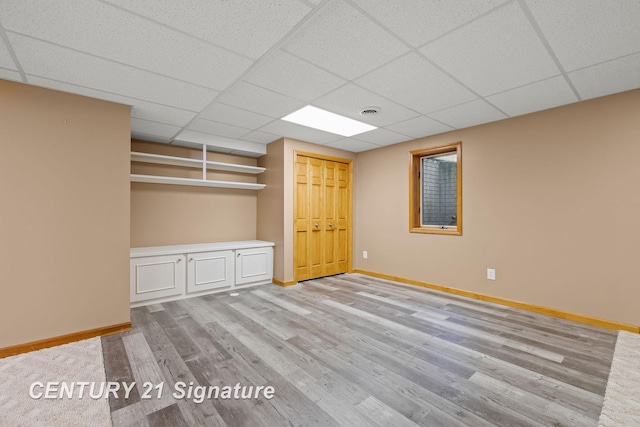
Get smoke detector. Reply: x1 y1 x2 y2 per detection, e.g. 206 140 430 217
359 106 381 116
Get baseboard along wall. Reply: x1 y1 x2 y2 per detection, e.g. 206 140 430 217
353 269 640 333
0 322 132 359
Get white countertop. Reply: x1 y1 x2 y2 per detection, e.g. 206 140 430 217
131 240 275 258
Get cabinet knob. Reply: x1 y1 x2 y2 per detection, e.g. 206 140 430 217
314 223 319 228
189 258 193 262
177 258 182 263
329 222 333 227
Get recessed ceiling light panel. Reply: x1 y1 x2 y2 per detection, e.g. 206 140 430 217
282 105 377 137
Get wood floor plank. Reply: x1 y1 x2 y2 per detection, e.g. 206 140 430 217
251 289 312 315
356 396 422 427
103 274 616 426
101 333 141 412
146 403 190 427
121 333 177 415
469 372 596 426
318 293 605 414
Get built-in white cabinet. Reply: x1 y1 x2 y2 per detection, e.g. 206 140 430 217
236 247 274 286
187 250 234 293
130 241 274 307
130 254 185 303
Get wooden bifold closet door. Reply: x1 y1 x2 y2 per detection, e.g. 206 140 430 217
294 153 352 282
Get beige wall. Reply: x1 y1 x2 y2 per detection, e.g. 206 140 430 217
258 138 356 283
0 80 131 348
257 139 286 280
354 89 640 326
131 140 259 247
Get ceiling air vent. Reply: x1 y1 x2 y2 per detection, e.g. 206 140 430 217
359 107 381 116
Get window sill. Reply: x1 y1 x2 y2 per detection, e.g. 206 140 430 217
410 226 462 236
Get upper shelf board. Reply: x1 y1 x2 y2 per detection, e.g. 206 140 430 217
131 152 265 174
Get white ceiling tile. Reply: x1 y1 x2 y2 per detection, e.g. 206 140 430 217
11 34 217 111
313 83 419 127
421 2 559 96
103 0 312 59
3 0 638 152
350 0 508 47
487 76 578 117
0 68 22 82
283 1 409 80
242 130 281 144
200 103 274 129
525 0 640 71
351 128 410 146
131 133 172 144
173 130 267 155
259 120 344 144
218 82 306 118
23 76 197 126
131 118 181 138
386 116 454 139
326 138 380 153
356 53 477 114
129 105 195 128
245 50 346 102
187 118 251 139
0 38 17 70
569 53 640 101
171 140 233 153
0 0 252 90
429 100 506 129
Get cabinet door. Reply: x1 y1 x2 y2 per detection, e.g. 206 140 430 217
235 247 273 285
187 250 234 293
130 254 185 303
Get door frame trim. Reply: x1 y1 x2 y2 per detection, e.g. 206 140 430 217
294 151 353 282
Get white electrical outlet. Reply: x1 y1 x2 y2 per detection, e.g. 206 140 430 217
487 268 496 280
363 251 368 259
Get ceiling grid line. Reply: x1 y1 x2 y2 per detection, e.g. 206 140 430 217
0 21 27 83
15 73 200 115
168 0 335 142
344 0 510 118
414 0 518 50
1 0 638 153
95 0 256 62
516 0 582 101
6 30 224 92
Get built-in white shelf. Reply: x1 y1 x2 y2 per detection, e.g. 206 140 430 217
131 151 266 174
131 152 202 168
205 160 265 174
131 174 266 190
130 145 266 190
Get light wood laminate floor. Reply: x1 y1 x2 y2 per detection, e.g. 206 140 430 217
103 274 617 426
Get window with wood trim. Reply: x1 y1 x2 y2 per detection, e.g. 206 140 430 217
409 142 462 235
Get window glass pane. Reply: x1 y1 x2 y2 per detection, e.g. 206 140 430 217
421 153 457 227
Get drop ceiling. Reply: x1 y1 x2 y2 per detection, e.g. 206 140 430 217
1 0 639 156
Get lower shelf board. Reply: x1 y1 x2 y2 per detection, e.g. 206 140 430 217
130 174 266 190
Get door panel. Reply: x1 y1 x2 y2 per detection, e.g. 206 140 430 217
294 156 310 279
294 154 351 282
323 161 337 276
309 158 324 278
337 162 350 271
